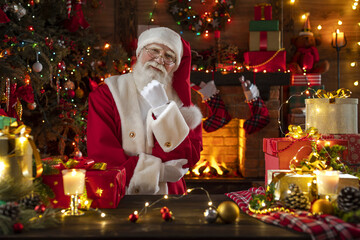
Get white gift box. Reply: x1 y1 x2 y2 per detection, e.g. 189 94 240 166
305 98 358 134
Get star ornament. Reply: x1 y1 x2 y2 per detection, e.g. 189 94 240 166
96 187 104 197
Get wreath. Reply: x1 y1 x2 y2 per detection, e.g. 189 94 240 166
168 0 236 35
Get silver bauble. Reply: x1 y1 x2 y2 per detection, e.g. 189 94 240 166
32 61 43 72
204 207 218 223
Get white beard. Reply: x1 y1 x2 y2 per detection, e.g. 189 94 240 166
132 61 180 103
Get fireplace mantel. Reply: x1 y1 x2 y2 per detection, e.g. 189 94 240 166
190 72 290 100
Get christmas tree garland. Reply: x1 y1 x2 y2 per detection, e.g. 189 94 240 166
168 0 235 35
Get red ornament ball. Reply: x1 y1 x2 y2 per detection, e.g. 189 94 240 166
13 222 24 233
35 204 46 213
162 211 173 221
160 206 170 214
27 102 36 110
67 89 75 98
57 60 66 71
128 213 139 223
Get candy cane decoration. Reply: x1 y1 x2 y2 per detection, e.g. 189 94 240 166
66 0 72 18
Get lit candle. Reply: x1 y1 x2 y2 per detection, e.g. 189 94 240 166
316 170 339 195
62 169 86 195
332 30 345 47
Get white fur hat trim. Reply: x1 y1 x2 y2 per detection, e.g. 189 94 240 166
136 27 183 69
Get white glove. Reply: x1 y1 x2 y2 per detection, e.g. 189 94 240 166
159 159 189 183
141 80 169 108
239 77 259 102
198 80 219 101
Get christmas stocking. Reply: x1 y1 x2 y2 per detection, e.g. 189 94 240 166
241 77 270 134
191 81 232 133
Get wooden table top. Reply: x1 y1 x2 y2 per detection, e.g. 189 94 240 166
3 194 311 240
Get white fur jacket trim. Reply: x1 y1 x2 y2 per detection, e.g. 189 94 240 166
127 153 167 195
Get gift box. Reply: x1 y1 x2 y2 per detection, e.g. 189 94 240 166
249 20 279 31
323 134 360 165
254 3 272 20
305 98 358 134
291 73 321 86
42 169 126 209
0 116 17 129
288 85 324 109
244 50 286 72
268 170 359 200
249 31 281 51
263 138 348 184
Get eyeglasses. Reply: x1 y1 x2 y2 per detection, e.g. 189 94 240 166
144 47 176 65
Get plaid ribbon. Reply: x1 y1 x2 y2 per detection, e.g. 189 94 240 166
226 188 360 240
203 94 232 133
243 97 270 134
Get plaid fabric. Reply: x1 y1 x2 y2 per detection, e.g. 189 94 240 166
226 188 360 240
243 98 270 134
203 93 232 133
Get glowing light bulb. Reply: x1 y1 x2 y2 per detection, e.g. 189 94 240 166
290 0 295 4
354 81 359 86
338 20 342 25
317 25 322 30
351 62 356 67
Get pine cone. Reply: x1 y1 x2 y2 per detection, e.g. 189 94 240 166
284 183 310 210
19 194 41 209
0 202 20 220
337 187 360 212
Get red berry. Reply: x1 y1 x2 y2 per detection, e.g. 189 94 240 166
13 223 24 233
162 211 172 221
35 204 46 213
128 213 138 223
160 206 169 214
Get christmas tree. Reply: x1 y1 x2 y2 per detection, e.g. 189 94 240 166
0 0 129 157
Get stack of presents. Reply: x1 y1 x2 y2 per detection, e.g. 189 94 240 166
243 3 286 72
264 89 359 200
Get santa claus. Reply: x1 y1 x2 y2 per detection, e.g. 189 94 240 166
87 27 203 195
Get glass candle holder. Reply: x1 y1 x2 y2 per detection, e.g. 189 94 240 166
62 168 86 216
316 170 339 199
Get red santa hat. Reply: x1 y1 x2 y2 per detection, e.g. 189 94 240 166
136 27 192 107
299 13 313 36
136 27 183 70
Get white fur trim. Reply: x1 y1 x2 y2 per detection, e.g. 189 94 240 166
179 105 202 130
127 153 167 194
150 101 189 152
136 27 183 70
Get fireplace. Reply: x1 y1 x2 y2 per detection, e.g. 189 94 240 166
186 79 283 192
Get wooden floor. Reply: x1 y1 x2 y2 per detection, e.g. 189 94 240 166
2 194 310 240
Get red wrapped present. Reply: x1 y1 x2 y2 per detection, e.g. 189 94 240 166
291 73 321 86
254 3 272 20
263 138 348 183
42 169 126 209
244 50 286 72
249 31 281 51
323 134 360 165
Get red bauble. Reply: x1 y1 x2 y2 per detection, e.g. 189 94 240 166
67 89 75 98
160 206 170 214
13 223 24 233
162 211 173 221
57 60 66 71
128 213 139 223
35 204 46 213
27 102 36 110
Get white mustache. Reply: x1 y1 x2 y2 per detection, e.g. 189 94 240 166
145 61 167 74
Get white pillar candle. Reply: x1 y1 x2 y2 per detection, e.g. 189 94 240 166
316 170 339 195
62 169 86 195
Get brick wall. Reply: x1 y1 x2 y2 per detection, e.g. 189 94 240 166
192 85 281 179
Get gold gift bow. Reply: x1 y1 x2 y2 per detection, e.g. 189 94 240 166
315 88 351 99
1 125 43 178
286 125 321 140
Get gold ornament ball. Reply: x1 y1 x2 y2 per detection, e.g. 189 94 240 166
75 87 84 99
217 201 239 223
311 199 333 215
